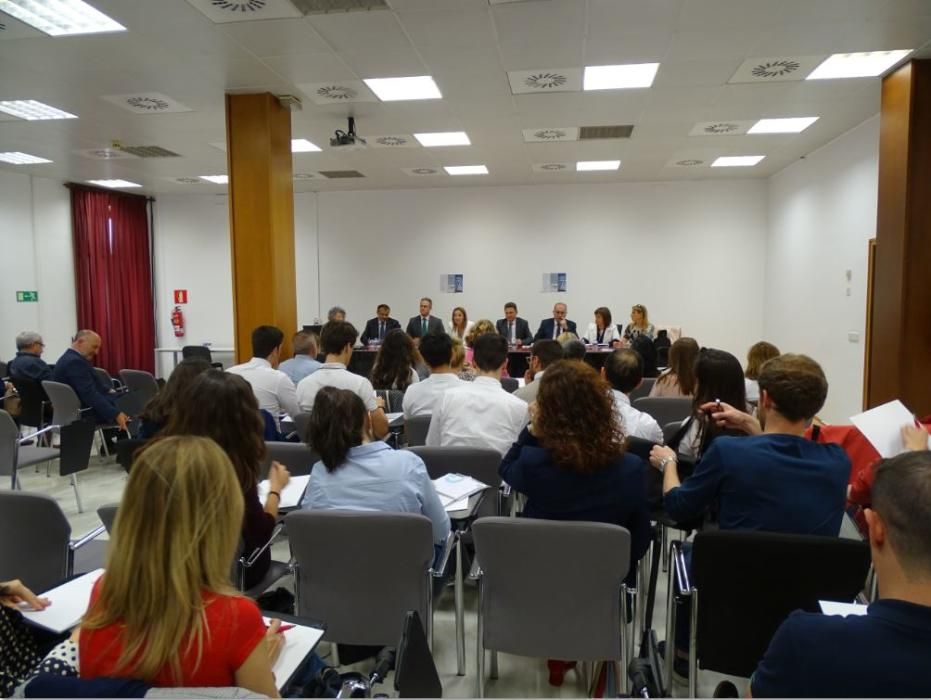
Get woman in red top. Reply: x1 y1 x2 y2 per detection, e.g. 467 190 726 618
78 436 283 695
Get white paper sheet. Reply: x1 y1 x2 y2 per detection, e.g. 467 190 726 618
20 569 104 633
263 617 325 690
258 474 311 509
850 399 921 458
432 473 488 501
819 600 868 617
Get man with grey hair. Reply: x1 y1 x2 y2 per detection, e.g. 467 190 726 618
278 331 322 385
327 306 346 323
8 331 52 382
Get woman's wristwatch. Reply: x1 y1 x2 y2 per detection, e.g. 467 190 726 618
657 455 677 473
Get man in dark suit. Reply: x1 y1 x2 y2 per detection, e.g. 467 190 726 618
533 302 577 342
52 330 129 430
405 297 444 341
495 302 534 347
360 303 401 345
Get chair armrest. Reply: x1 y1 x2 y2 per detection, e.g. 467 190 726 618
19 424 60 443
70 525 106 551
468 555 482 581
242 523 284 568
670 541 692 599
431 530 457 577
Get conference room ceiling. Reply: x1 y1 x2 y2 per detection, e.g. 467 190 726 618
0 0 930 195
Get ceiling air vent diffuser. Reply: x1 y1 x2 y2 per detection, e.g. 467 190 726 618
507 68 582 94
728 55 826 84
103 93 192 114
689 121 755 136
319 170 365 178
290 0 389 13
579 125 634 140
116 145 182 158
532 163 571 172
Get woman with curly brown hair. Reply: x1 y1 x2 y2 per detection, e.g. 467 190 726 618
498 359 651 686
370 328 421 391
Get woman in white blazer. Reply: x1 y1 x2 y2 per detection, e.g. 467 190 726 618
448 306 475 342
583 306 622 345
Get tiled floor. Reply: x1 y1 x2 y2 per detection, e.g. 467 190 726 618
16 457 751 698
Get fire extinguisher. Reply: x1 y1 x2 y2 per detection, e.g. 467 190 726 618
171 306 185 338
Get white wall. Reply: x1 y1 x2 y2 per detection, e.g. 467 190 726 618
314 180 768 359
765 115 880 423
0 172 75 362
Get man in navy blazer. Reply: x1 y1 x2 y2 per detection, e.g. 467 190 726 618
533 302 577 342
405 297 444 340
495 302 534 346
52 330 129 430
360 303 401 344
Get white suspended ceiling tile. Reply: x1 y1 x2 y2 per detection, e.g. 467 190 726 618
260 53 357 84
219 18 332 56
395 8 497 49
587 0 683 33
308 9 411 54
338 48 428 83
584 33 670 66
183 0 302 23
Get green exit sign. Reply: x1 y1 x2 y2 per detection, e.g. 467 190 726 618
16 291 38 302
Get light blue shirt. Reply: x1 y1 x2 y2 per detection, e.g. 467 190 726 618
278 354 322 386
303 442 451 544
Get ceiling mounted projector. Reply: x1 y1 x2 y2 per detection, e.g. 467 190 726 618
330 117 367 150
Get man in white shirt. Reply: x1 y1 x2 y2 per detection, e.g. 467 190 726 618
226 325 301 428
403 332 461 418
602 348 663 443
296 320 389 438
513 339 563 403
427 333 528 455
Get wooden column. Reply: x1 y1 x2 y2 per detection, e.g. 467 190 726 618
225 93 297 363
866 59 931 413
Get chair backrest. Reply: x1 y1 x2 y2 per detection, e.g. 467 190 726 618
181 345 213 362
691 529 871 677
662 420 683 445
629 377 656 401
98 503 119 534
632 396 692 426
290 412 312 442
0 491 72 592
288 510 434 646
261 441 319 477
41 380 83 427
114 438 148 472
473 517 631 660
407 445 502 485
10 377 49 427
375 389 405 413
0 361 6 379
500 377 519 394
625 435 656 461
58 419 96 477
0 409 19 480
118 370 159 402
405 415 431 447
93 367 115 390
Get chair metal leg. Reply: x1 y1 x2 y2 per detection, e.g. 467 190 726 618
664 549 676 693
476 582 485 698
689 588 699 698
455 535 466 675
426 572 434 652
620 584 630 696
661 523 669 572
71 473 84 513
489 650 498 679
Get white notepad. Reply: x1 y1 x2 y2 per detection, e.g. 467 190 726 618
258 474 311 509
819 600 868 617
850 399 926 458
263 617 325 690
433 473 489 502
20 568 104 633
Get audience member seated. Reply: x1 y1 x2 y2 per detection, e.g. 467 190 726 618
296 321 389 439
426 333 527 455
561 338 586 361
514 340 563 403
52 330 129 431
602 349 663 443
495 302 534 347
447 306 474 342
649 337 699 398
463 319 501 371
582 306 622 345
744 340 780 406
450 337 471 381
534 302 577 342
650 354 850 536
8 331 52 383
227 326 302 430
303 387 450 558
499 359 651 686
78 436 283 695
164 371 291 590
327 306 346 323
667 347 748 460
405 297 444 341
751 450 931 698
360 303 401 345
0 578 55 697
402 333 461 418
370 329 421 391
137 358 211 439
622 304 656 342
630 335 659 378
278 331 322 386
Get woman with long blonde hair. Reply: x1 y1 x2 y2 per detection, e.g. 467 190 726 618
78 436 282 695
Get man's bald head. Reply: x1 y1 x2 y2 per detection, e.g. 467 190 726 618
73 330 101 359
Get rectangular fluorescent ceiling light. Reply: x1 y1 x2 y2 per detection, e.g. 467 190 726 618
199 175 229 184
88 179 141 188
0 151 52 164
444 165 488 175
0 0 126 36
576 160 620 171
583 63 659 90
748 117 819 134
711 156 765 167
806 51 911 79
0 100 77 120
363 76 442 101
414 131 470 147
292 139 321 153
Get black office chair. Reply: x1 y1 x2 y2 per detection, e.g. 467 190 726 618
500 377 519 393
182 346 223 369
9 377 52 434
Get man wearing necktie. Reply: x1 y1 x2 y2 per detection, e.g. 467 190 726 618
361 304 401 345
495 302 534 347
405 297 444 344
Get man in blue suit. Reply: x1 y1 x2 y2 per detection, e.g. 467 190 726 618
360 303 401 345
52 330 129 430
533 302 577 342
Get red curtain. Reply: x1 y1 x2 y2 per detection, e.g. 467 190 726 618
70 185 155 373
